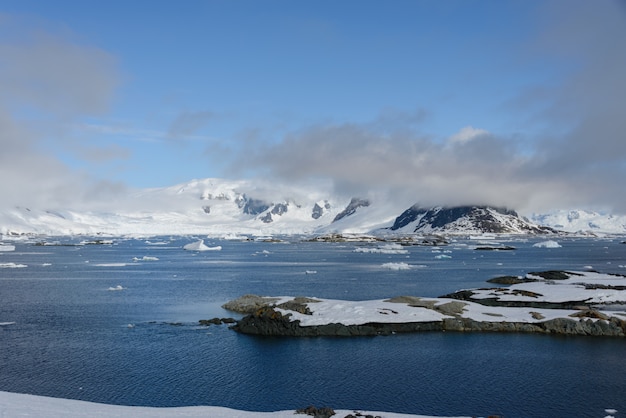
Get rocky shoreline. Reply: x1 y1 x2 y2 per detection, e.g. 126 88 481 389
222 271 626 338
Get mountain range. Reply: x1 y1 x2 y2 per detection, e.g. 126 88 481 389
1 178 625 237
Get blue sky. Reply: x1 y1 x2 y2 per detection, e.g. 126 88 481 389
1 1 625 213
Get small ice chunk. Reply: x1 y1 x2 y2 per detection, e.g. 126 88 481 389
381 262 412 270
533 240 562 248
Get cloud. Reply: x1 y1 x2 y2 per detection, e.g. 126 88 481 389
167 110 215 139
230 1 626 215
0 17 124 210
448 126 489 145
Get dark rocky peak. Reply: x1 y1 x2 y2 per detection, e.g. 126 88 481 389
390 203 553 234
271 203 289 216
411 205 550 234
312 200 331 220
390 204 427 230
242 196 271 215
332 198 370 223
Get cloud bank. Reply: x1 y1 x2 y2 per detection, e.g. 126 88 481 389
232 0 626 215
0 17 123 210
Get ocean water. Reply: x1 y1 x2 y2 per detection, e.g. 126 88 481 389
1 236 625 417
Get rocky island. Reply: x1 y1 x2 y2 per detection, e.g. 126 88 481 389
223 271 626 337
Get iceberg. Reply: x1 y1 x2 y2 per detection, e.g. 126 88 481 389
183 239 222 251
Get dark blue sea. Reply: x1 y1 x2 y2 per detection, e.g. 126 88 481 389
1 236 625 417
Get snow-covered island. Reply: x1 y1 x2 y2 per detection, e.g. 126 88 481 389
223 271 626 337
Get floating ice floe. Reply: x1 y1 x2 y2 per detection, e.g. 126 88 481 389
183 239 222 251
0 262 27 268
94 263 132 267
434 254 452 259
381 262 412 270
353 243 409 254
533 240 562 248
132 256 159 261
107 285 125 291
0 322 16 326
305 270 317 274
0 244 15 252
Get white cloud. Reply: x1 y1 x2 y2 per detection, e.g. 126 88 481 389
448 126 489 144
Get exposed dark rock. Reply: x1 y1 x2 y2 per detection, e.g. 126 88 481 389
260 212 273 223
474 245 516 251
439 289 587 310
389 204 427 230
199 318 223 326
202 205 211 214
487 276 539 285
231 306 626 337
582 283 626 291
530 311 545 320
242 197 270 215
569 309 610 320
271 203 289 216
296 405 336 418
198 317 237 326
221 294 281 314
333 198 370 223
433 301 467 316
276 297 321 315
312 201 331 220
528 270 580 280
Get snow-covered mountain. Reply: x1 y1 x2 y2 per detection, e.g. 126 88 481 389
1 178 624 237
0 178 391 237
529 210 626 235
389 205 556 235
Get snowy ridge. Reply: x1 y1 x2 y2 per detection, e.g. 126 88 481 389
2 177 626 237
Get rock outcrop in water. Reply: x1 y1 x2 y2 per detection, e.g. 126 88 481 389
231 306 626 337
224 271 626 338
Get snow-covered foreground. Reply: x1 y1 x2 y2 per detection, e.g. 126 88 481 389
0 391 465 418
